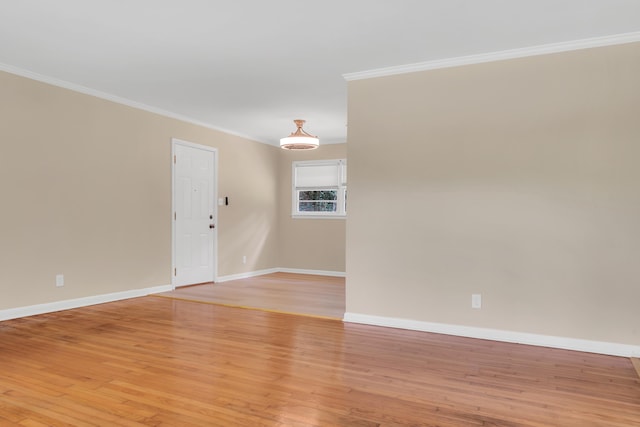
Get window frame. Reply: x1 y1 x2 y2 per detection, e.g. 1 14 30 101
291 159 347 219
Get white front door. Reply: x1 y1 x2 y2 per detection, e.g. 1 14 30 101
172 139 217 286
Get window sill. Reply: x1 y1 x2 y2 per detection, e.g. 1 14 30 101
291 215 346 220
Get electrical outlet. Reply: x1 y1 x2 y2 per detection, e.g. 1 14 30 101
56 274 64 287
471 294 482 309
242 255 247 264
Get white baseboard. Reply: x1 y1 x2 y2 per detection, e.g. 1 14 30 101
0 284 173 322
216 267 345 282
278 268 346 278
343 312 640 358
0 268 345 321
215 268 280 283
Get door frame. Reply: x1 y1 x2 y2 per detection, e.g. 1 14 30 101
171 138 219 288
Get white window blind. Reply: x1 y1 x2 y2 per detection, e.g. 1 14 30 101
295 163 340 188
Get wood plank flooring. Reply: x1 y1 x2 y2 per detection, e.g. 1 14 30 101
632 358 640 379
1 297 639 426
158 272 345 319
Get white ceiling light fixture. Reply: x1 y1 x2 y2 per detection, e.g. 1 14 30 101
280 119 319 150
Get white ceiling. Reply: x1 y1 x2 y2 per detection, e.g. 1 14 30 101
1 1 640 146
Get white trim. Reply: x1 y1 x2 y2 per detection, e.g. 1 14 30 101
291 215 346 220
278 268 346 278
293 159 347 167
216 268 280 283
216 267 346 282
343 312 640 358
343 31 640 81
0 284 173 322
292 159 347 218
171 138 218 287
0 269 344 321
0 62 263 144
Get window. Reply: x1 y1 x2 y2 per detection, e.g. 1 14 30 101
292 159 346 218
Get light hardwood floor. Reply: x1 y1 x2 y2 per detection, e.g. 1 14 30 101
1 297 639 426
158 272 345 319
632 358 640 379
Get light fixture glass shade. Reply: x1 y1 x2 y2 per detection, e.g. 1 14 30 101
280 119 319 150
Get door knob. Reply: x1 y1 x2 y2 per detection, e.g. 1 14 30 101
209 224 215 229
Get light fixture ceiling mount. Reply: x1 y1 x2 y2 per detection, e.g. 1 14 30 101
280 119 319 150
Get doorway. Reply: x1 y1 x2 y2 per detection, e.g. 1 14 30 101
171 138 218 287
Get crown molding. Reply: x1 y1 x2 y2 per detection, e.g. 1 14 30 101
343 31 640 81
0 62 264 144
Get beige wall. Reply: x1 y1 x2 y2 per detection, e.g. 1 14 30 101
346 42 640 346
216 137 280 275
0 68 346 311
278 143 347 272
0 70 280 310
